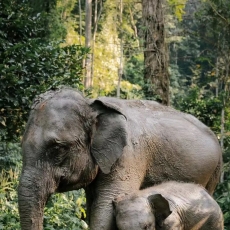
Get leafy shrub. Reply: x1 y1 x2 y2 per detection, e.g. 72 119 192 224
0 0 89 142
0 143 22 171
215 169 230 229
0 169 20 230
44 190 88 230
173 86 222 133
214 136 230 229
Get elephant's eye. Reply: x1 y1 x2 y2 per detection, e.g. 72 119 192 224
47 142 70 162
48 144 68 153
53 145 60 150
50 146 69 165
53 144 69 151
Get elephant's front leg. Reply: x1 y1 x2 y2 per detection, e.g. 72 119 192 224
89 194 118 230
86 173 141 230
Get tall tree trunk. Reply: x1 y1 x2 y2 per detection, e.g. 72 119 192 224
142 0 170 105
84 0 92 89
215 55 224 183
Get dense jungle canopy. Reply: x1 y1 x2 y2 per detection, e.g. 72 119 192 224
0 0 230 229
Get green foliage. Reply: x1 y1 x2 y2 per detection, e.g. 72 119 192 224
0 142 21 229
0 0 88 142
0 143 21 171
44 190 88 230
167 0 187 21
47 0 77 41
173 86 222 132
214 134 230 228
107 53 145 99
215 160 230 228
29 0 57 14
0 167 21 230
124 54 144 86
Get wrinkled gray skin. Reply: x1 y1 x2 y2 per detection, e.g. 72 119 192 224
113 181 224 230
18 87 222 230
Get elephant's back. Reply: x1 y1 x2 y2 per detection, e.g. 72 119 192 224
121 99 214 136
123 99 219 147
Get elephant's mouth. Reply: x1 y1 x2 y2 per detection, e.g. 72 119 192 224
56 178 85 193
56 185 72 193
56 176 71 192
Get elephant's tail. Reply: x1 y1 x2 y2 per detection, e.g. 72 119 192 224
205 156 223 196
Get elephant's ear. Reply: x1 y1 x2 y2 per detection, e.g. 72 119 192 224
148 194 172 226
90 98 128 174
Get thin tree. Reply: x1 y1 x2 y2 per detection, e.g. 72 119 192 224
84 0 92 88
79 0 82 45
117 0 123 98
91 0 103 84
142 0 170 105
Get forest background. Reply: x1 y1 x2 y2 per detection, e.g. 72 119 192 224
0 0 230 229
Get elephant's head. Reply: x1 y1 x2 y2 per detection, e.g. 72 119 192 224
18 87 127 229
113 193 171 230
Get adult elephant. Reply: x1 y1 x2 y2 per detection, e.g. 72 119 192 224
18 87 222 230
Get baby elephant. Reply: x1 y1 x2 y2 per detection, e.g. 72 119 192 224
113 181 224 230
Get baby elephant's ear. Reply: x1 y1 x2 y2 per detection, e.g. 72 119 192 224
148 194 172 225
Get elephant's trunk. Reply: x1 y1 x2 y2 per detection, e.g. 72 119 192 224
18 166 56 230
